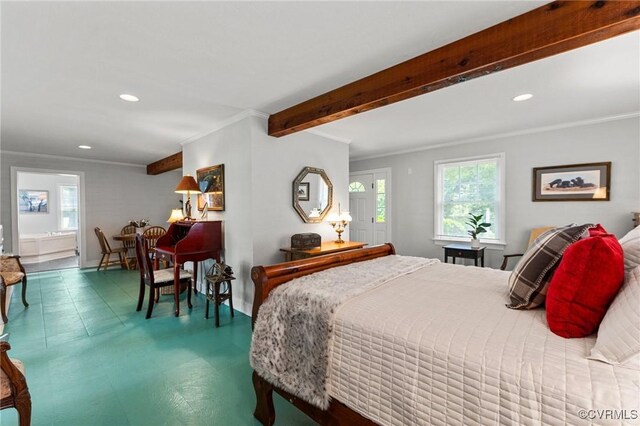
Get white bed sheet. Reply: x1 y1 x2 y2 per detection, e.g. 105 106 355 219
327 262 640 425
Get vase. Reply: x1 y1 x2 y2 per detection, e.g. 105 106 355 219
470 238 480 248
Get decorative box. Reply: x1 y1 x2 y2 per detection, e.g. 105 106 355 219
291 233 321 249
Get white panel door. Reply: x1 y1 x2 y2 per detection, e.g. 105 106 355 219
349 174 374 245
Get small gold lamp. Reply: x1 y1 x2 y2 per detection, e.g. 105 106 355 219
326 203 352 243
167 209 184 223
174 175 201 220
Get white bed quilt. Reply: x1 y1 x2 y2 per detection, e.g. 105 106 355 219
328 262 640 425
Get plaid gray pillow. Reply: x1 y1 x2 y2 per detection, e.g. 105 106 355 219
507 224 594 309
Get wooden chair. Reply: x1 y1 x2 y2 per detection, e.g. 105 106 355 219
143 226 167 268
0 334 31 426
94 227 129 271
0 256 28 324
500 226 556 270
205 263 235 327
120 225 137 268
135 234 192 319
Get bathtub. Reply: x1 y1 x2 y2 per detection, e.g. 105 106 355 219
19 232 77 264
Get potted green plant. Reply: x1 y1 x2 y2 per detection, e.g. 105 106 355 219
466 212 491 248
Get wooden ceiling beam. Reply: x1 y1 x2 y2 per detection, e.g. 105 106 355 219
146 152 182 175
268 1 640 137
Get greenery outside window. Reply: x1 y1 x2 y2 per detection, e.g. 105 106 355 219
349 182 366 192
59 185 78 230
434 153 505 244
376 179 385 223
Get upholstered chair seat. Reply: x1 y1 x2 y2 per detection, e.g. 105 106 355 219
1 358 24 399
153 269 191 283
0 334 31 425
0 256 28 323
0 272 25 286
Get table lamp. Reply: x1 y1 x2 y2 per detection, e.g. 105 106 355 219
175 175 201 220
167 208 184 223
326 203 352 243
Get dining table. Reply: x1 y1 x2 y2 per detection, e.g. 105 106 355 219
112 233 137 269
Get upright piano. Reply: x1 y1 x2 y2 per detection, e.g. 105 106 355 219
155 220 223 316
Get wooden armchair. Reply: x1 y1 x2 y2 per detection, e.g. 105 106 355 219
0 334 31 426
135 234 192 319
142 226 167 268
120 225 137 268
94 227 129 271
0 256 28 324
500 226 555 270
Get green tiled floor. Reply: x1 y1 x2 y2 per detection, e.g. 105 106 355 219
0 268 315 425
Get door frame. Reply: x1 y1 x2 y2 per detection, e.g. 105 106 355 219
349 167 392 244
11 167 87 268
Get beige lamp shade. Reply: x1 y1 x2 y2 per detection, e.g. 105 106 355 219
167 209 184 223
175 175 201 194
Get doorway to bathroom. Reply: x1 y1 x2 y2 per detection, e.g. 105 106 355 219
12 169 84 273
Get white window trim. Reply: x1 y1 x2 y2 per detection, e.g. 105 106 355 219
433 153 506 247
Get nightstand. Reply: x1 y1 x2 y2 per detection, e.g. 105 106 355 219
443 244 485 267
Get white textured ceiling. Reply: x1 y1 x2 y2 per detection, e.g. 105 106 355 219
2 1 637 166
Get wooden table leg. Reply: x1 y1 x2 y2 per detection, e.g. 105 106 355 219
193 261 198 295
173 262 181 317
214 280 220 328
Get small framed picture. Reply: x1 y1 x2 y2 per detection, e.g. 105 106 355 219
19 190 49 213
297 182 310 201
532 162 611 201
196 164 225 211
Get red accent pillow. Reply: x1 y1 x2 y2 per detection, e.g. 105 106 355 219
546 225 625 338
588 224 608 237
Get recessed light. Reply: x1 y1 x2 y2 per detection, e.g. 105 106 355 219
119 94 139 102
512 93 533 102
78 145 92 150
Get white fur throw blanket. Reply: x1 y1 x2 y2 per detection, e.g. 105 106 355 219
250 255 438 409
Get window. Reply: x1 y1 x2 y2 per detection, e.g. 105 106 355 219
59 185 78 230
349 181 366 192
434 153 505 243
376 179 385 223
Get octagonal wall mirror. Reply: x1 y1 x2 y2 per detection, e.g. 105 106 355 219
292 166 333 223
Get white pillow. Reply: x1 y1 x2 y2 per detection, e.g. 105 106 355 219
619 225 640 272
589 266 640 369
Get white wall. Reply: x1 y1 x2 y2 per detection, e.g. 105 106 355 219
350 117 640 268
17 172 78 235
182 117 255 314
1 152 181 265
250 116 350 267
182 114 350 314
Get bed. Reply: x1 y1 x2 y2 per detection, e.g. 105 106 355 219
250 244 639 426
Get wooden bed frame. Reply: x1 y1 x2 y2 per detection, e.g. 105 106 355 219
250 243 396 426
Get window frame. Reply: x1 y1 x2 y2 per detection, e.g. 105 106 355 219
433 153 506 247
58 183 79 231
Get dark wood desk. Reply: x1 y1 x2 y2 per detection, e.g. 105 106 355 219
155 221 222 316
443 243 485 267
280 241 367 261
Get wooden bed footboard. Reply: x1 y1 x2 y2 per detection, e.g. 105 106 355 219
250 242 395 326
250 243 395 425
